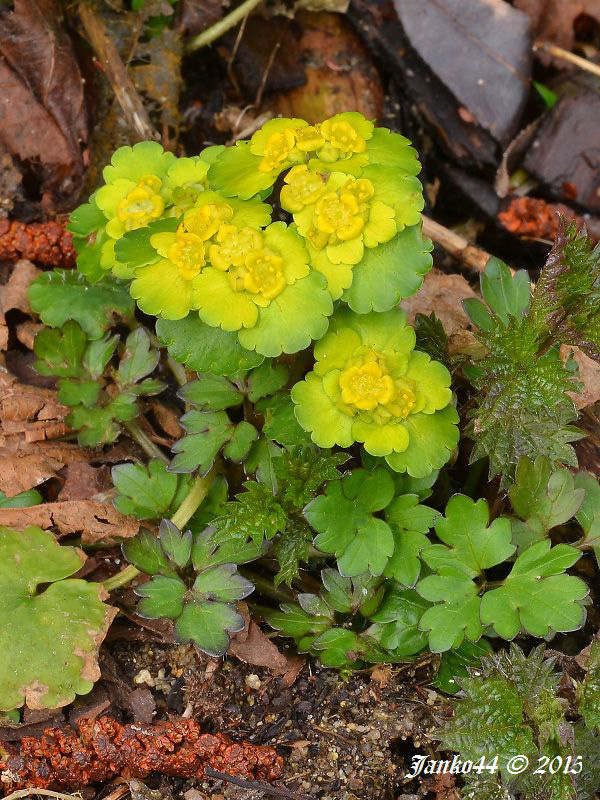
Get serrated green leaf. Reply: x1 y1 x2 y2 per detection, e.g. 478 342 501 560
0 526 113 711
265 603 332 639
191 528 264 571
122 528 175 577
83 334 119 380
57 379 101 408
180 376 243 411
577 641 600 733
192 563 254 603
0 489 43 509
246 360 289 402
210 481 287 545
417 570 483 652
311 628 363 668
159 520 192 568
28 271 134 339
244 436 281 491
175 600 245 657
34 320 87 378
112 459 189 520
169 411 234 474
413 312 450 366
274 519 313 587
67 396 139 447
274 447 348 510
433 638 493 694
480 541 588 639
298 592 334 619
136 575 186 619
320 568 353 613
258 392 312 447
368 585 429 656
156 314 263 376
117 328 160 387
223 421 258 462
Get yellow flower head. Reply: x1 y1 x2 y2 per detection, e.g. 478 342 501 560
280 166 327 214
116 175 164 232
166 230 206 280
321 118 367 155
238 248 287 301
182 202 234 240
295 125 325 152
209 225 264 271
338 348 416 418
259 128 298 173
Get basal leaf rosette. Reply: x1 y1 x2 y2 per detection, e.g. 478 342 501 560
291 308 459 477
191 221 332 357
285 165 424 300
129 191 272 319
208 113 375 199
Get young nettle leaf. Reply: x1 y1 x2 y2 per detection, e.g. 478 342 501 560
156 314 263 376
305 468 395 577
273 518 313 587
210 481 287 545
413 311 450 367
0 526 115 711
246 360 290 402
112 460 191 520
509 456 585 551
28 270 134 339
0 489 43 509
274 446 349 510
479 541 588 639
383 493 440 586
180 375 243 411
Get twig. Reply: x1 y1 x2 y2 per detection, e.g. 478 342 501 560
534 40 600 80
78 3 159 141
186 0 264 53
3 790 84 800
422 215 492 273
205 767 312 800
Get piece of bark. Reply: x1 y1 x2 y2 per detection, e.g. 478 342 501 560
523 91 600 213
0 500 139 542
0 259 40 315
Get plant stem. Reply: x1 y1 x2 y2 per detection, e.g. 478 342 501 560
186 0 263 53
123 419 169 463
240 568 296 603
103 467 217 592
166 356 188 388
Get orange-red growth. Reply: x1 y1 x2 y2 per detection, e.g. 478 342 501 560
0 219 76 268
0 716 283 794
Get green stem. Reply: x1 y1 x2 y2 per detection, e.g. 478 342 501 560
239 568 296 603
185 0 263 52
103 467 217 592
166 356 188 388
123 419 169 463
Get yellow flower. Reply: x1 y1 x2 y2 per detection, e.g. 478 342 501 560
259 128 298 173
182 202 233 240
115 175 164 233
239 248 287 301
280 166 327 214
164 231 206 280
314 190 365 242
321 118 368 157
209 225 264 271
295 125 325 152
338 349 417 417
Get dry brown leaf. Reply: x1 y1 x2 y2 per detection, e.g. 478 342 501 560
149 400 183 439
0 369 69 445
0 450 64 496
561 345 600 410
515 0 600 63
16 319 43 350
0 258 40 315
57 462 108 501
229 620 299 677
0 500 139 542
0 0 87 196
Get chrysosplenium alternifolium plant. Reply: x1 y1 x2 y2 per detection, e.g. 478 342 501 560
23 112 595 678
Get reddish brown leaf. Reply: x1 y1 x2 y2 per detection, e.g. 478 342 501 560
0 500 139 542
0 259 40 316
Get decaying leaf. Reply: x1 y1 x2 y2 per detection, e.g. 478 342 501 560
0 259 40 316
0 0 87 198
515 0 600 65
0 370 69 446
0 451 64 497
0 500 139 543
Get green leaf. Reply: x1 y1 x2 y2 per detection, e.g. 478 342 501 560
0 489 43 509
169 411 234 474
57 379 100 408
122 528 175 577
34 320 87 378
112 459 190 520
67 396 139 447
320 568 353 613
117 327 160 387
28 270 134 339
258 392 313 447
305 468 396 576
191 528 264 571
433 638 493 694
480 257 530 326
479 541 588 639
180 375 243 411
156 314 263 376
509 456 585 550
159 520 192 568
573 471 600 565
265 602 332 639
222 421 258 462
192 563 254 603
274 447 348 510
274 519 313 587
384 494 440 586
68 196 105 236
413 312 450 366
422 495 514 577
342 224 433 312
0 526 113 711
136 575 186 619
244 436 281 490
211 481 287 545
369 585 429 655
83 335 119 380
311 629 363 668
175 600 245 658
417 570 483 652
115 217 178 268
246 360 290 402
